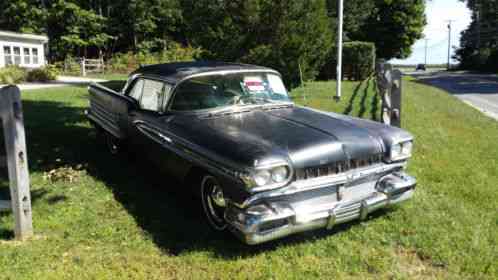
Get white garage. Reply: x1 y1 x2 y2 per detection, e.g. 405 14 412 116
0 30 48 69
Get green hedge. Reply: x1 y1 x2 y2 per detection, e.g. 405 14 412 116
27 65 60 82
320 41 376 81
0 65 59 84
0 66 27 84
108 42 203 73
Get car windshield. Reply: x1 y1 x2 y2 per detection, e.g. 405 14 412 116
170 72 291 111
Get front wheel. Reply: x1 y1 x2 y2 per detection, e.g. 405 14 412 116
200 175 228 231
105 132 122 155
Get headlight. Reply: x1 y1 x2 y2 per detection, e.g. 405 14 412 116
271 166 289 183
246 164 292 190
402 141 413 156
389 140 413 162
253 170 272 186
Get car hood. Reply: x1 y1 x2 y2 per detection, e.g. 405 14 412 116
167 106 411 170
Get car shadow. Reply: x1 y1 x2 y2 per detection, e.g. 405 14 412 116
12 96 396 259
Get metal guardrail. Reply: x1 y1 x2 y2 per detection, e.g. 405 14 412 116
0 85 33 240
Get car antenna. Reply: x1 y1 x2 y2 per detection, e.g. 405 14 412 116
298 61 307 105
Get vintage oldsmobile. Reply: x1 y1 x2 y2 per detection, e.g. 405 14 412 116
87 62 416 245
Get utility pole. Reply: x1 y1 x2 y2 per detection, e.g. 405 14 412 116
446 20 455 70
424 38 429 65
335 0 344 101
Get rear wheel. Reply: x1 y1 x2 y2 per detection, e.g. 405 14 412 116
200 175 228 231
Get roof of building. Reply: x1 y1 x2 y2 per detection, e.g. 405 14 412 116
0 30 49 42
132 61 278 82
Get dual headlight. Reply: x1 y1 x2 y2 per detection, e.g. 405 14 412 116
244 165 292 191
389 140 413 162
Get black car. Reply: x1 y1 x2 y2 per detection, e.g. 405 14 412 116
87 61 416 244
416 64 426 71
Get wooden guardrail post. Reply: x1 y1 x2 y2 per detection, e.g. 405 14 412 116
81 57 86 77
375 61 402 127
390 70 402 128
0 85 33 240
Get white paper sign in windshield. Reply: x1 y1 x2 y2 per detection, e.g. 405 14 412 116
244 76 265 92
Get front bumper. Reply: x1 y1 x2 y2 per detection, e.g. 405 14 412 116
226 172 416 245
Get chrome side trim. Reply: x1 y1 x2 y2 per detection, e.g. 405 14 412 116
239 162 406 208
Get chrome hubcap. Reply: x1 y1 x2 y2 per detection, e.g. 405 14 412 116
210 185 226 207
202 176 227 230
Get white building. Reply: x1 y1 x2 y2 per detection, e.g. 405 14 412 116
0 30 48 69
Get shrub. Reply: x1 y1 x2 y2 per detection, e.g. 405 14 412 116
0 66 27 84
27 65 60 82
321 41 376 81
108 42 203 73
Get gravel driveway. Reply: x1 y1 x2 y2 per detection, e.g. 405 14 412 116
413 72 498 120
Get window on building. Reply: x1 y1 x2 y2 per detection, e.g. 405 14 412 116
4 46 12 65
32 48 39 64
23 48 30 64
13 47 21 65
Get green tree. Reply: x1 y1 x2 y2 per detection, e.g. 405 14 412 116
455 0 498 70
0 0 47 34
356 0 426 59
182 0 332 86
48 1 112 59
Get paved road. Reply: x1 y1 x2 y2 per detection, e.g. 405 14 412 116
413 72 498 120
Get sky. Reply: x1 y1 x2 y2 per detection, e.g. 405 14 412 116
390 0 472 65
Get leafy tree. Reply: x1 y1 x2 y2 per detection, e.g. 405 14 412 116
0 0 47 34
455 0 498 70
326 0 376 40
182 0 332 86
355 0 426 59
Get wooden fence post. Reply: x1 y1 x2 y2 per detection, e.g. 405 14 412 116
390 70 402 128
0 85 33 240
81 57 86 77
376 61 393 126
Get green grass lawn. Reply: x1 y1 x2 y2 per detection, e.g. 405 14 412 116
0 76 497 279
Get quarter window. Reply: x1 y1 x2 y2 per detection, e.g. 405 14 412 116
3 46 12 65
13 47 21 65
140 79 164 112
128 79 144 101
23 48 30 64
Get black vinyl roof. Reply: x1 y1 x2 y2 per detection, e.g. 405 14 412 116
131 61 277 82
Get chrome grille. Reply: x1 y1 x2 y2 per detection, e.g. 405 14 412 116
296 154 383 180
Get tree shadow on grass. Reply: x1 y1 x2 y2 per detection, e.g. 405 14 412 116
343 79 365 115
13 97 395 259
370 79 380 121
358 76 372 118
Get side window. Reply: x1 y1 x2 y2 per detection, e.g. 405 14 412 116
128 79 144 101
140 79 164 111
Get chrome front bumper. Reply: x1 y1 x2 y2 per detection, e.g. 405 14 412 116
226 172 416 245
